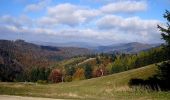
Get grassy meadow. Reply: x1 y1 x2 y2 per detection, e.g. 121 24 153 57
0 63 170 100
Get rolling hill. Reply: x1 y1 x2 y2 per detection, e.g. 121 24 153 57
95 42 161 53
1 63 170 100
0 39 92 68
33 41 161 54
0 39 93 81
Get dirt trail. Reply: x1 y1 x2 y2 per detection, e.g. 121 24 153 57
0 95 65 100
77 58 95 66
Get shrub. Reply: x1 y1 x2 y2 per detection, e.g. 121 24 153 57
64 75 72 82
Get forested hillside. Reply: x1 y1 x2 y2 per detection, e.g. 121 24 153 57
0 39 169 83
0 39 91 81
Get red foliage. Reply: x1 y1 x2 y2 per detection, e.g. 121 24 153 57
93 67 107 77
48 69 62 83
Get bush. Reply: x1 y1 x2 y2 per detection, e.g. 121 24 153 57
157 61 170 81
64 75 72 82
129 61 170 91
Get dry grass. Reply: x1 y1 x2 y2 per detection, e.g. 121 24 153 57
0 63 170 100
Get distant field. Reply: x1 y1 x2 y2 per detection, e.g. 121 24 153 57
0 63 170 100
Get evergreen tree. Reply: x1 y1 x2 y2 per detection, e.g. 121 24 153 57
30 67 39 82
45 68 51 81
96 56 101 65
66 66 75 76
38 67 45 80
84 64 92 79
156 10 170 90
157 10 170 53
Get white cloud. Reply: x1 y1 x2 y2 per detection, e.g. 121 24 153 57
101 1 147 13
0 15 33 29
97 15 160 35
0 21 117 43
96 15 162 43
43 3 101 26
0 13 162 44
0 15 22 28
24 0 51 12
38 1 147 27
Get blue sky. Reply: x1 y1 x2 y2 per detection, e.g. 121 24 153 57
0 0 170 45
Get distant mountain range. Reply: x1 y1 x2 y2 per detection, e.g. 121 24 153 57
95 42 162 54
32 41 162 54
32 41 99 49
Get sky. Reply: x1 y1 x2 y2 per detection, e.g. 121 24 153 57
0 0 170 45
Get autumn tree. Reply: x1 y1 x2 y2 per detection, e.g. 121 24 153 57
48 69 62 83
72 68 85 80
93 65 107 77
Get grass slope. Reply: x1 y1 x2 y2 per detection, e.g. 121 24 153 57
0 63 170 100
58 57 86 66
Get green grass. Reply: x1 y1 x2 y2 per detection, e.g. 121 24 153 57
59 57 86 66
0 63 170 100
52 57 86 68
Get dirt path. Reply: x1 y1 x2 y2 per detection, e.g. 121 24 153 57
0 95 65 100
77 58 95 66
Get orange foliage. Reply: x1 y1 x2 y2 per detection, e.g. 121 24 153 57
73 68 85 80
